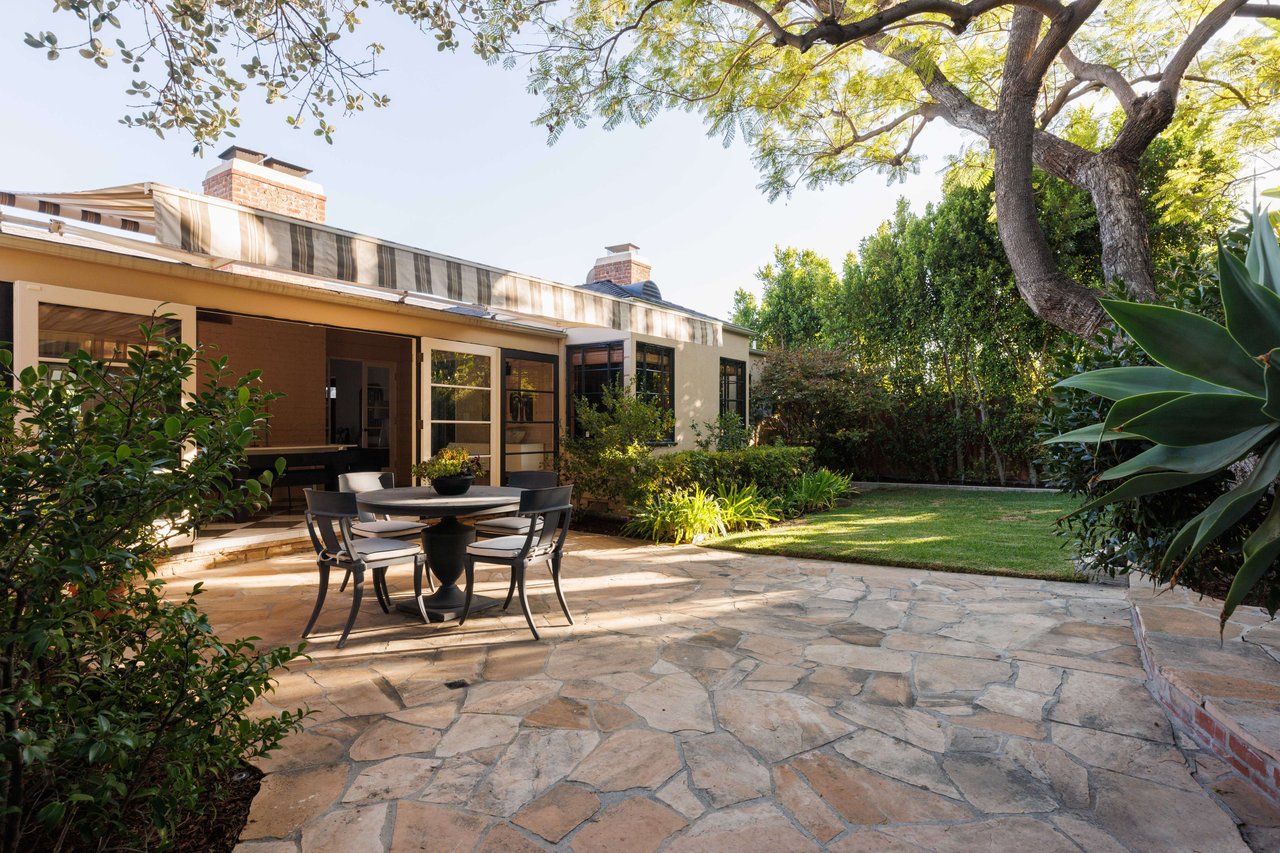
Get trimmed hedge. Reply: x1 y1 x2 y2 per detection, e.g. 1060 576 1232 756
652 445 815 497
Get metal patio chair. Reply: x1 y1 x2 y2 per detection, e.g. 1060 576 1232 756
473 470 560 538
303 489 430 648
461 485 573 640
338 471 430 593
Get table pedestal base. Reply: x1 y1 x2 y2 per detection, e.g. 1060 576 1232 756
396 588 501 623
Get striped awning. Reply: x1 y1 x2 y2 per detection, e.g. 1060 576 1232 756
0 183 726 346
0 184 155 234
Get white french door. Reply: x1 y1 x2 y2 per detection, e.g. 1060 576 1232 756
420 338 500 485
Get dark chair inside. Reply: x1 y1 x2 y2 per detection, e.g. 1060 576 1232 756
462 485 574 640
303 488 429 648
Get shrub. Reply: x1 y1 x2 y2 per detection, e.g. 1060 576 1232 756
690 412 750 452
559 383 672 511
753 346 887 470
623 486 727 544
715 482 781 532
0 328 305 851
653 445 815 497
784 468 855 516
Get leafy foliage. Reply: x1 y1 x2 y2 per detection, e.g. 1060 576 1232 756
714 482 781 532
1047 212 1280 626
558 382 671 511
689 412 750 453
652 445 815 498
784 469 855 516
0 327 305 851
413 445 481 481
753 346 887 472
622 485 727 545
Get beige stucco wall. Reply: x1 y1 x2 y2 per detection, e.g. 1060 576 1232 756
630 327 752 451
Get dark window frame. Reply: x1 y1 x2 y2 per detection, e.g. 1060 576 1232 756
500 348 560 484
635 341 676 444
719 358 747 424
566 341 625 438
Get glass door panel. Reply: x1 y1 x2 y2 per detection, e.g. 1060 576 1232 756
427 345 497 484
502 352 558 479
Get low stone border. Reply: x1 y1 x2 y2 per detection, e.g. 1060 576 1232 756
159 535 312 573
851 481 1054 494
1128 576 1280 806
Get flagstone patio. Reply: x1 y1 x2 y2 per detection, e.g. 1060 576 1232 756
177 533 1280 852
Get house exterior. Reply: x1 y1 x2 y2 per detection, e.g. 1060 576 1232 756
1 147 755 497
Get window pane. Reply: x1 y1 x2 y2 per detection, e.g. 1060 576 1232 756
431 387 491 422
506 422 555 447
431 423 491 458
431 351 491 387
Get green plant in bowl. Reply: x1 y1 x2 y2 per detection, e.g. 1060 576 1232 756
413 447 482 494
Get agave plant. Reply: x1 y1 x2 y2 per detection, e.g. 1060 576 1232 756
1047 210 1280 628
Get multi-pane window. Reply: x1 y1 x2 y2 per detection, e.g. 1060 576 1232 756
635 342 675 443
567 341 624 436
719 358 747 424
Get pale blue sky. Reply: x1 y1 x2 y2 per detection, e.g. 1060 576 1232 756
0 5 954 319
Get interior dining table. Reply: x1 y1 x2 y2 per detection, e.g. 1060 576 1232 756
355 485 522 623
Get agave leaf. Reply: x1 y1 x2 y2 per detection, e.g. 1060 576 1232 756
1173 441 1280 567
1098 424 1276 480
1221 497 1280 628
1055 366 1242 401
1219 246 1280 354
1101 391 1187 436
1120 393 1270 447
1266 349 1280 421
1070 471 1217 516
1101 300 1263 395
1245 208 1280 290
1043 423 1139 445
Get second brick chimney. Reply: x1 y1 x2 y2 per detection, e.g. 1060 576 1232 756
586 243 652 285
202 146 326 223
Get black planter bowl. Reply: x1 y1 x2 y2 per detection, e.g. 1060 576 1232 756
431 474 475 496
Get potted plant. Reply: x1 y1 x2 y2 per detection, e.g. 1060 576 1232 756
413 447 482 495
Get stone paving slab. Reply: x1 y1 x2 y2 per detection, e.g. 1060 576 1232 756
161 533 1280 851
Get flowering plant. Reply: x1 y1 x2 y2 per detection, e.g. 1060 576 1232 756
413 446 481 481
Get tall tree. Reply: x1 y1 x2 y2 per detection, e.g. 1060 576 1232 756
26 1 1280 336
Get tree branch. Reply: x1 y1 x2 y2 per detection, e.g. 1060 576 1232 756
1160 0 1250 100
1060 46 1137 113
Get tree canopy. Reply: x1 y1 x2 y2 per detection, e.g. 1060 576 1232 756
23 1 1280 336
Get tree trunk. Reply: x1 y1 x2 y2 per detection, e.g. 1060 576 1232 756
992 9 1109 338
1079 154 1159 301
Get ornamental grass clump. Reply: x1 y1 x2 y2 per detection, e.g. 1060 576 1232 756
1048 211 1280 629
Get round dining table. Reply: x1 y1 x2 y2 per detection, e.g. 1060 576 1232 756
356 485 522 623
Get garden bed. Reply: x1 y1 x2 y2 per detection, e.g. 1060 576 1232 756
706 486 1079 581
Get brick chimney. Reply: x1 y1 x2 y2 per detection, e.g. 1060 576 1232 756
586 243 652 285
201 146 326 223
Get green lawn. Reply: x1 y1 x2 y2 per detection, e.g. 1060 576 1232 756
707 486 1079 581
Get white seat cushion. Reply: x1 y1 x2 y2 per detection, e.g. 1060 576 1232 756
351 537 422 562
467 535 529 559
352 519 427 538
474 516 541 536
